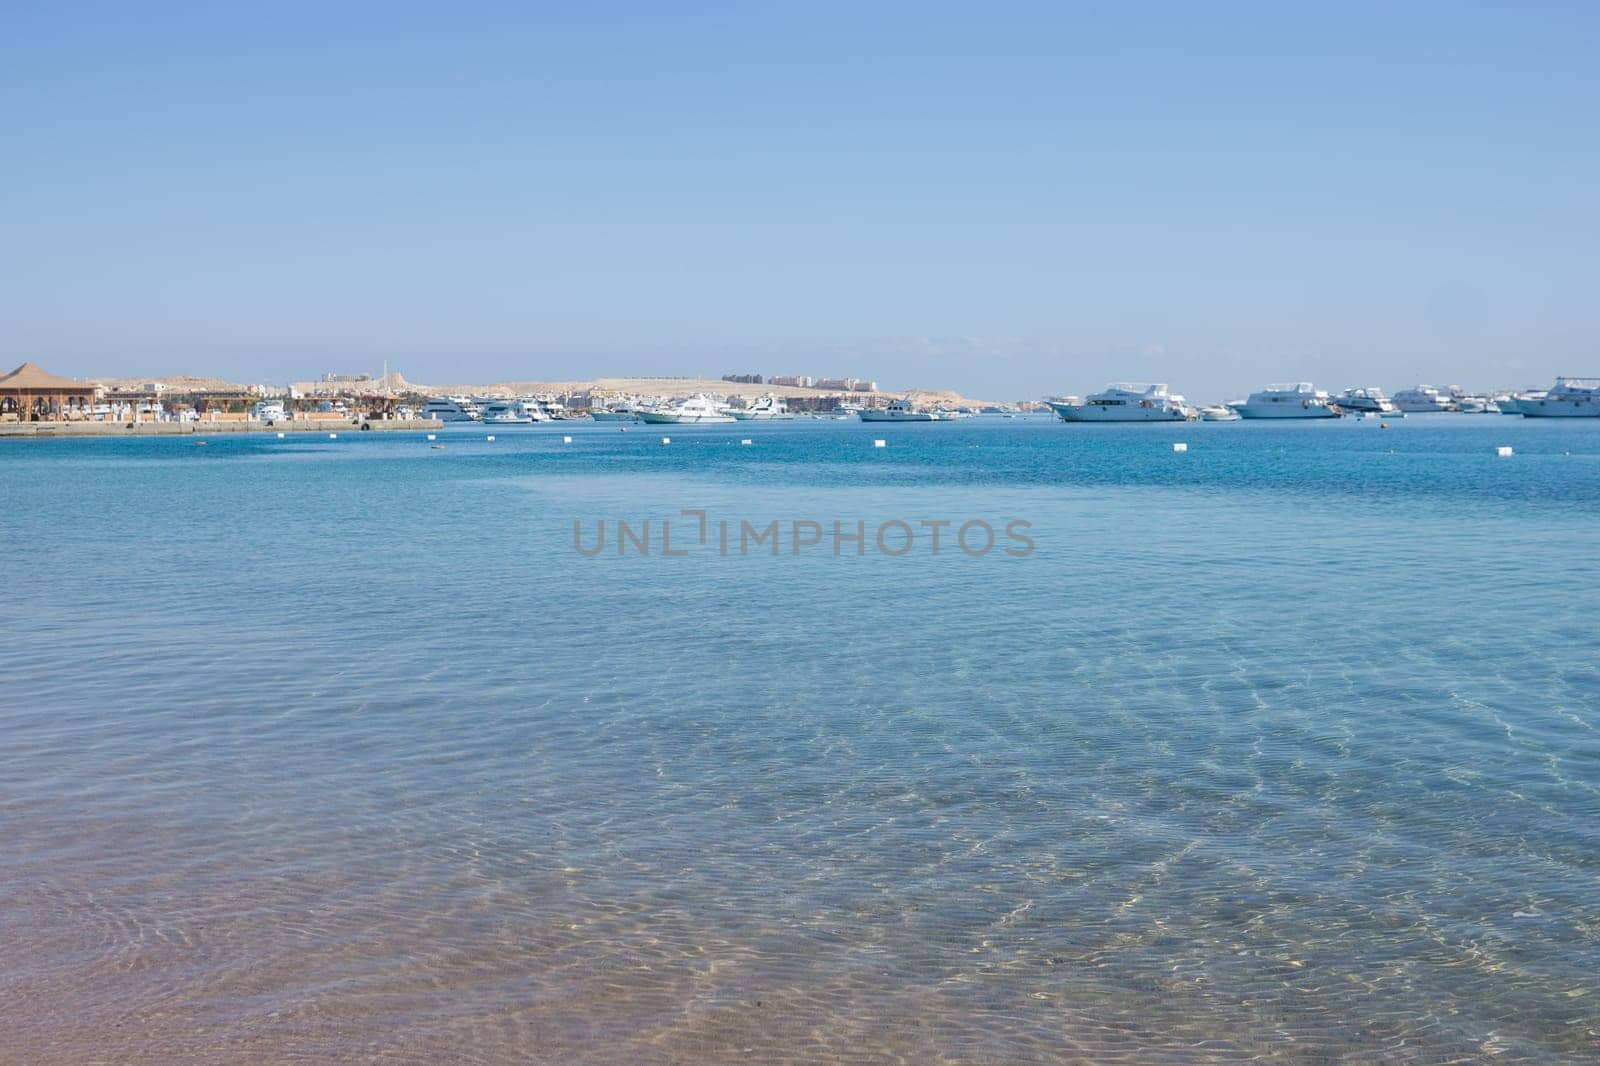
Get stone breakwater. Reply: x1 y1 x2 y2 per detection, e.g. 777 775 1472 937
0 418 441 439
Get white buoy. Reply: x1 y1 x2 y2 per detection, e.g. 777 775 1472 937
426 433 436 441
563 435 572 443
740 438 752 446
328 433 337 439
873 439 886 448
661 436 671 445
1173 442 1188 453
276 432 285 439
1496 446 1513 457
486 435 495 441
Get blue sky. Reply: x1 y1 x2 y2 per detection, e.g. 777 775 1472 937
3 2 1597 398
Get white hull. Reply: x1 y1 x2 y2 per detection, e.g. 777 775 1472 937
1233 405 1340 419
1520 399 1600 417
637 410 735 424
1048 401 1191 422
589 410 636 421
859 410 934 422
728 410 794 420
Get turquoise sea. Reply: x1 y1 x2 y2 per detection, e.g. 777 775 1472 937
3 415 1598 1063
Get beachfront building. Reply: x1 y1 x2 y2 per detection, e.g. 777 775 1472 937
0 362 99 422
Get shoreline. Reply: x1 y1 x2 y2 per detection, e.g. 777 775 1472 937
0 418 440 440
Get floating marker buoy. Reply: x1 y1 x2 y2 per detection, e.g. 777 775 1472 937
1173 442 1188 453
276 432 285 439
740 438 752 446
620 427 627 433
661 436 671 445
563 436 572 443
1380 422 1388 429
486 435 495 441
426 433 436 441
328 433 337 439
1496 446 1513 457
873 439 886 448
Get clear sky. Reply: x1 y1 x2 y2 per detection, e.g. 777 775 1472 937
3 2 1597 399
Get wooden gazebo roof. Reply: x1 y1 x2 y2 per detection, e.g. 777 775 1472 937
0 362 94 392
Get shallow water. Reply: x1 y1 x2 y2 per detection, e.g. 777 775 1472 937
3 415 1598 1063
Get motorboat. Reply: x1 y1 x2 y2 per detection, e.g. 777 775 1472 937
250 400 289 423
1518 377 1600 417
1230 383 1340 419
637 395 737 424
1332 387 1399 415
480 400 537 425
728 395 793 420
859 397 934 422
1045 383 1196 422
1199 405 1240 421
1392 386 1456 412
420 397 480 422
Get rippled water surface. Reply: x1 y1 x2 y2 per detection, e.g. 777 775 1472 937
3 415 1598 1063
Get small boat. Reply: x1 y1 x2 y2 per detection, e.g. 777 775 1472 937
1198 405 1239 421
589 403 638 422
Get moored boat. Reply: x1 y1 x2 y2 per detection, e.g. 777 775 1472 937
420 396 480 422
1392 386 1455 412
859 397 934 422
637 395 736 424
728 395 793 420
1230 383 1341 419
1332 387 1399 415
1045 383 1195 422
1518 377 1600 417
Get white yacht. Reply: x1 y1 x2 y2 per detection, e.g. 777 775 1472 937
1046 383 1196 422
1454 395 1491 414
589 402 638 421
637 395 736 424
859 397 934 422
1332 387 1399 415
1495 391 1539 416
1199 404 1240 421
480 400 537 425
729 395 793 420
511 397 554 421
1518 377 1600 417
1392 386 1456 412
250 400 289 423
420 396 480 422
1230 383 1341 419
